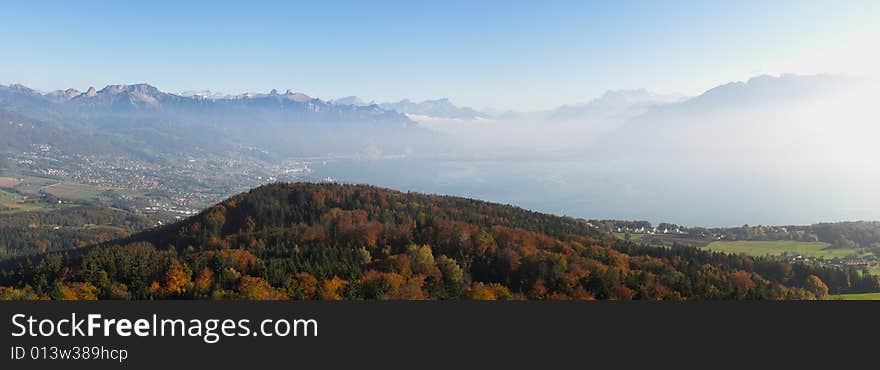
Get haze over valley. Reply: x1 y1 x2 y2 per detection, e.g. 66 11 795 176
2 73 878 226
3 0 880 302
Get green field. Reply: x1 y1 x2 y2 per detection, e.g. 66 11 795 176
704 240 865 259
0 171 148 214
0 175 94 213
828 293 880 300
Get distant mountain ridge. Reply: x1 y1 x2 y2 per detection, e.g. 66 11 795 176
550 89 684 121
0 82 425 158
0 82 414 117
379 98 487 120
331 96 487 120
331 96 372 107
674 73 850 112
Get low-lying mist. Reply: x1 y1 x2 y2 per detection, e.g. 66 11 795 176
320 75 880 227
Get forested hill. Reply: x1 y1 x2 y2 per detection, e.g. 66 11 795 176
128 182 612 251
3 183 878 300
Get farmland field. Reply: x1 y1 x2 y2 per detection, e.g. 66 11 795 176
41 182 107 200
0 189 44 212
828 293 880 300
614 232 644 241
703 240 865 259
0 177 20 188
635 233 712 248
12 176 58 196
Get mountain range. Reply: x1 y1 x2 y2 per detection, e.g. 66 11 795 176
1 74 879 301
0 83 426 158
329 96 487 120
3 73 876 227
1 83 411 118
377 98 487 120
549 89 684 122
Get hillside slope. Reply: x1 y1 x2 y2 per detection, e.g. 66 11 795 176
3 183 877 300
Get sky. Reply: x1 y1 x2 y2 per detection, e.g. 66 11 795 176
1 0 877 111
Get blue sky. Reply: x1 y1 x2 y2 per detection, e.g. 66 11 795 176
1 0 877 110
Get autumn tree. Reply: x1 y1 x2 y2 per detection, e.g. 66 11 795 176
804 275 829 299
436 255 465 299
285 273 319 300
320 276 348 300
238 276 287 300
51 281 98 300
195 267 214 295
162 260 191 296
609 285 636 300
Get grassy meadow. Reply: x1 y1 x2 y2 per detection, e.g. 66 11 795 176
703 240 865 259
828 293 880 300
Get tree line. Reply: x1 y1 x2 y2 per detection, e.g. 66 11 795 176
2 183 878 300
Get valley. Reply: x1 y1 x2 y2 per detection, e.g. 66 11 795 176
1 76 878 300
2 143 318 217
